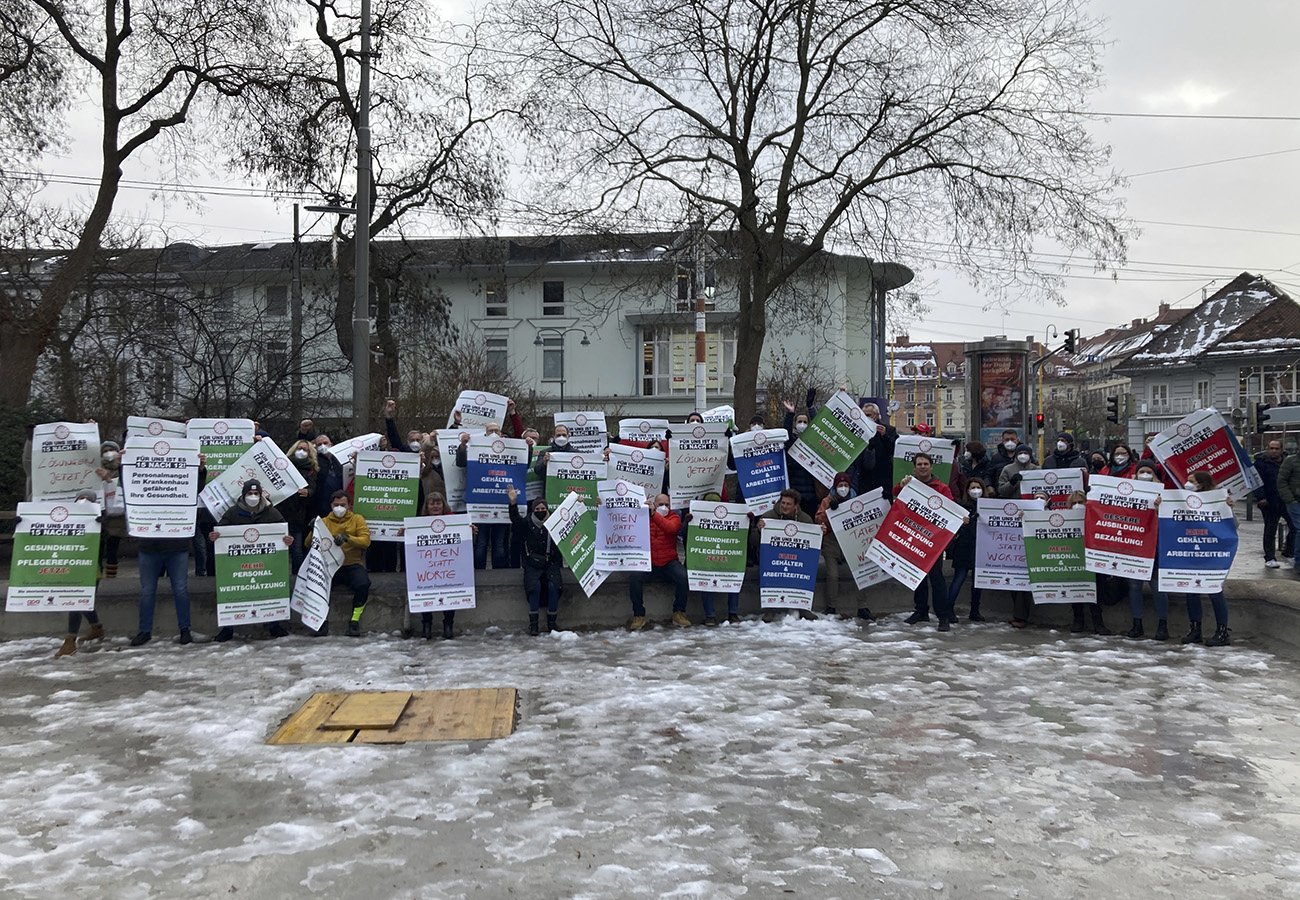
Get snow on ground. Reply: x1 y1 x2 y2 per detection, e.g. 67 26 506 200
1 618 1299 898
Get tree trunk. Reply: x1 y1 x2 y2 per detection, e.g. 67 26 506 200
0 331 44 408
731 231 770 427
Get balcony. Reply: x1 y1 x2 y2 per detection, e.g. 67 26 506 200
1137 398 1210 417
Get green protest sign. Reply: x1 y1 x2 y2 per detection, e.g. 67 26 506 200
214 522 292 626
891 435 955 488
542 492 608 597
186 418 255 483
6 501 101 612
545 451 606 508
787 390 871 487
685 500 749 593
1021 507 1095 604
352 450 421 541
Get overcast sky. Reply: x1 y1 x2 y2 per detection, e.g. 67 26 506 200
30 0 1300 348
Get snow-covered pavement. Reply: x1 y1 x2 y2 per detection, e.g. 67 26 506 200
2 618 1299 898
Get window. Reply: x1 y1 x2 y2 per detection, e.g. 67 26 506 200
204 287 234 320
903 363 917 376
265 339 288 378
1151 384 1169 405
924 388 934 403
926 412 935 428
945 389 953 402
947 362 958 376
1195 379 1210 407
542 337 564 381
486 334 509 374
485 282 507 317
903 387 913 403
640 324 737 395
266 284 288 317
149 359 174 406
676 270 690 302
542 280 564 316
906 411 916 427
945 413 954 427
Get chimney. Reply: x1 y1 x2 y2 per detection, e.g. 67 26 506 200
1158 302 1171 315
894 334 909 346
1131 318 1143 328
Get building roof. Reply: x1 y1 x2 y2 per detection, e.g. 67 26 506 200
1070 302 1192 369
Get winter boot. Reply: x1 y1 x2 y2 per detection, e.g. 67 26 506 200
528 613 540 636
672 611 692 628
347 605 364 637
727 613 742 624
857 607 875 622
1091 607 1113 636
704 617 718 627
1205 625 1231 647
824 606 837 617
105 563 118 579
267 622 288 639
443 614 455 640
546 613 559 633
1153 619 1169 642
129 631 151 647
79 623 106 644
421 615 434 640
937 618 951 633
1071 608 1087 633
1125 618 1144 639
55 635 77 658
214 627 234 643
178 628 192 645
1180 622 1203 645
904 609 930 625
798 610 819 621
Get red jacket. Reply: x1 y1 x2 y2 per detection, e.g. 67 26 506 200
649 509 682 566
891 475 953 501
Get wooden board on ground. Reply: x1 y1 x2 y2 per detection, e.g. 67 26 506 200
267 688 518 746
322 690 412 730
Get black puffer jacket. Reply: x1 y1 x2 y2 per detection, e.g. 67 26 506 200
509 500 563 568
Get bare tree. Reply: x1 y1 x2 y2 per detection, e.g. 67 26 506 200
480 0 1129 423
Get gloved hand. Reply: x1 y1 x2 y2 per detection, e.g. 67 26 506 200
805 387 817 409
1009 472 1022 486
333 533 347 546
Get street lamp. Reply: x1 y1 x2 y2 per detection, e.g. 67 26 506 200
534 326 591 412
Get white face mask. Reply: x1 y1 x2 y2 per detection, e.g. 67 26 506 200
103 451 118 462
968 487 983 498
332 505 348 518
1136 471 1155 482
1112 454 1128 467
1016 453 1031 464
750 424 762 432
1003 440 1017 452
1184 480 1198 491
795 422 807 434
243 494 260 507
835 485 850 498
656 504 670 516
553 435 569 447
293 449 308 460
409 441 421 452
1056 441 1068 452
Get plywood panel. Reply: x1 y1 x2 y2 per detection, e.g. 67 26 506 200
354 688 518 744
323 691 412 730
267 692 357 745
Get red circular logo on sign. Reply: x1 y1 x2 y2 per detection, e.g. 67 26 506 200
927 495 943 509
784 523 799 537
54 425 70 440
576 414 588 427
714 504 727 518
1003 502 1018 516
1050 513 1065 527
849 406 862 419
431 519 446 533
214 421 229 435
243 527 260 542
148 422 164 436
153 441 170 456
1187 494 1203 509
50 506 69 523
631 450 644 463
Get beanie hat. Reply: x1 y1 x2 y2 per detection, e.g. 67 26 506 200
241 479 264 495
1057 432 1074 445
101 440 121 453
832 472 853 489
749 413 766 427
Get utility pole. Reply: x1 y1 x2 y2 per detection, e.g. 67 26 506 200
291 203 303 423
692 216 707 413
351 0 373 436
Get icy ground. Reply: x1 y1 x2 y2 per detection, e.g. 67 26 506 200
2 620 1300 899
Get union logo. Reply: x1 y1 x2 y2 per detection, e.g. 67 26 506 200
1049 513 1065 527
148 422 164 436
50 506 69 523
243 527 260 543
491 440 504 454
214 421 229 435
927 496 943 509
153 441 170 456
576 414 588 427
431 519 446 534
784 523 799 537
54 425 70 440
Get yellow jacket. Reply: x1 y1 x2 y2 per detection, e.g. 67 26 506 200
308 510 372 567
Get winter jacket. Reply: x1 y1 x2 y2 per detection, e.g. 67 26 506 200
277 466 318 531
1254 453 1287 507
861 424 899 495
958 453 999 493
313 453 345 518
218 498 286 529
891 475 954 501
814 488 856 560
998 447 1039 499
306 509 372 567
509 501 563 569
946 498 979 569
1101 461 1137 481
749 504 813 554
649 509 682 566
783 410 824 515
1277 454 1300 505
1043 448 1088 474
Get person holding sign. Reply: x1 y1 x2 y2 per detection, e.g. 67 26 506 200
304 490 373 637
1176 471 1236 647
209 479 295 642
626 493 691 631
49 490 107 657
1122 459 1173 640
455 423 518 569
533 423 573 501
95 440 126 579
943 477 989 628
412 492 476 640
506 485 563 635
894 453 958 625
997 443 1039 499
813 472 867 619
752 489 821 623
1044 432 1088 476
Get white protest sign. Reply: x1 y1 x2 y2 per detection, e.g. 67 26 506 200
5 500 101 612
31 422 101 502
667 421 728 507
185 418 255 482
595 480 651 572
121 437 202 538
125 416 187 440
464 435 530 524
974 497 1044 590
554 411 608 454
606 442 666 499
404 514 476 612
447 390 508 429
758 519 824 610
200 439 308 519
729 428 790 516
1018 468 1085 509
824 487 892 590
290 518 343 631
618 418 670 442
320 432 382 490
435 428 470 511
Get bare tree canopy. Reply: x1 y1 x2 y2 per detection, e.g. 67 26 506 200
480 0 1129 420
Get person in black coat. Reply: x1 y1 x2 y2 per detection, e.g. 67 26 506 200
943 476 987 628
957 441 998 495
210 478 296 642
1253 438 1293 567
858 400 897 496
507 485 563 635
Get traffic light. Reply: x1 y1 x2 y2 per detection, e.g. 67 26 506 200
1063 329 1077 354
1106 396 1120 424
1035 412 1045 430
1257 403 1274 433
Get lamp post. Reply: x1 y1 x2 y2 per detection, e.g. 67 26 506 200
534 326 591 412
694 268 715 412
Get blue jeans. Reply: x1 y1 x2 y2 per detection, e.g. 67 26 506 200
701 591 739 618
1187 591 1228 627
289 527 307 573
524 563 560 614
1127 574 1169 619
138 549 192 633
1289 503 1300 569
629 560 689 616
947 567 982 616
474 524 509 569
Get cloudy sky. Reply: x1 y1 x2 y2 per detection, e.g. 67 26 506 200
29 0 1300 347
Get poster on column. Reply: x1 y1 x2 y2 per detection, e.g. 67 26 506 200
464 435 529 524
787 390 872 488
974 498 1044 590
607 442 666 498
319 433 382 490
5 501 101 612
200 439 307 519
891 435 956 488
185 418 255 483
553 411 608 454
1149 409 1262 497
352 450 421 539
758 519 823 610
686 500 749 592
595 480 651 572
436 428 470 510
290 518 343 631
865 479 966 590
121 437 202 537
1022 507 1095 604
1018 469 1085 510
824 488 893 590
403 514 476 612
213 521 290 626
667 421 729 507
31 422 102 502
618 418 669 443
1084 474 1161 580
543 492 608 597
1156 489 1238 594
729 428 790 515
125 416 187 440
446 390 508 430
545 451 606 507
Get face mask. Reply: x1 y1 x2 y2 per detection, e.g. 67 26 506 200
1016 453 1030 464
103 451 118 462
76 498 93 505
968 487 983 498
656 504 670 516
1056 441 1068 452
1184 480 1198 491
244 494 261 507
554 435 569 447
409 441 421 452
1004 440 1017 452
795 422 807 433
835 485 850 498
332 505 348 518
1136 472 1155 482
750 424 762 432
293 449 308 460
1112 454 1128 467
533 509 547 521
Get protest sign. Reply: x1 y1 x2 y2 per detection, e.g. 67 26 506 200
892 435 956 488
525 445 544 502
1157 489 1238 593
435 428 470 510
730 428 790 515
31 422 101 502
1019 468 1085 510
121 437 202 538
291 518 343 631
702 405 736 429
667 421 728 507
464 435 529 524
403 514 476 612
5 501 100 612
1022 507 1095 603
320 432 382 490
200 439 307 519
865 478 966 590
1084 474 1161 580
788 390 872 487
352 450 421 540
824 488 893 590
618 418 669 442
545 451 606 507
213 521 290 626
595 480 651 572
543 492 608 597
1150 409 1262 498
125 416 187 440
607 442 666 499
759 518 823 610
553 411 608 454
686 500 749 592
185 418 255 483
974 497 1044 590
446 390 508 429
